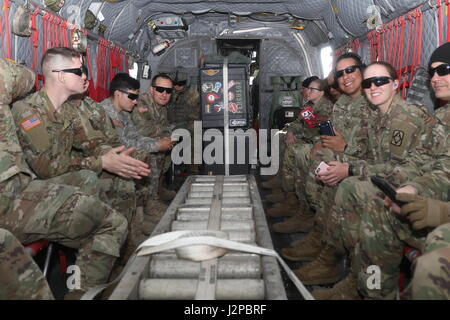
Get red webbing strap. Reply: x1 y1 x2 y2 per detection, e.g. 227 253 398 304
96 39 108 101
401 12 415 99
437 0 443 46
409 8 424 91
446 0 450 42
396 16 406 80
0 12 3 58
42 12 49 54
387 21 395 64
4 0 11 59
125 54 129 73
109 46 115 84
86 46 96 98
392 18 400 69
377 29 382 60
30 8 40 89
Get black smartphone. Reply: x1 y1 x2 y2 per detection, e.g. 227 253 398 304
319 120 336 136
370 176 407 207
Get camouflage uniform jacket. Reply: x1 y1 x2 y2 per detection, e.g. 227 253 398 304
349 94 435 180
285 97 334 142
66 97 148 163
331 93 375 159
167 87 200 130
131 91 171 138
11 89 104 179
403 103 450 200
100 98 160 153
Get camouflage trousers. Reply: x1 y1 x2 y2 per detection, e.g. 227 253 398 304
0 177 128 291
354 191 426 299
135 153 169 204
0 228 54 300
410 222 450 299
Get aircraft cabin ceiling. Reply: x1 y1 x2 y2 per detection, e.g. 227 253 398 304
22 0 427 57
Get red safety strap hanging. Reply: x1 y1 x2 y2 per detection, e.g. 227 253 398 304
446 0 450 42
392 18 400 68
30 8 40 89
3 0 12 59
436 0 443 46
42 12 50 54
396 17 406 80
85 46 96 99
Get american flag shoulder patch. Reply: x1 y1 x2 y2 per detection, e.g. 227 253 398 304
20 116 42 131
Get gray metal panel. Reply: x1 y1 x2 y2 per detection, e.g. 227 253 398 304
374 0 426 19
259 38 307 129
333 0 374 37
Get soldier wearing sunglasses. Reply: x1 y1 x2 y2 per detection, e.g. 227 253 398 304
304 60 435 299
354 42 450 300
7 48 129 299
131 73 177 205
282 53 373 283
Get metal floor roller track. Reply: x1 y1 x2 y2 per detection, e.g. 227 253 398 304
109 175 286 300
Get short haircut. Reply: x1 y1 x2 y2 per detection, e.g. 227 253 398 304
364 61 397 80
151 73 173 87
109 73 140 96
302 76 319 88
334 52 364 71
41 47 81 74
309 79 327 91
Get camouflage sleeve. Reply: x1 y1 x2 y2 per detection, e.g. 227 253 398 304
121 113 160 153
12 101 102 179
286 118 303 134
406 118 450 200
0 229 54 300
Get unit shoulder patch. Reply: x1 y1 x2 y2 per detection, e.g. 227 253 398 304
391 129 405 147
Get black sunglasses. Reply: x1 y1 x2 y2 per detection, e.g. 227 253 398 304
307 87 322 92
153 86 173 94
52 66 85 77
335 65 361 78
174 80 187 86
428 64 450 78
361 76 393 89
118 89 139 101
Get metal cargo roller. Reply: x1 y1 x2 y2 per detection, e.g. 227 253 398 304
149 254 261 278
109 175 286 300
139 279 265 300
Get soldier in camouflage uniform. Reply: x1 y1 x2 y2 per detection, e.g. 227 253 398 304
303 61 436 299
268 79 333 223
100 73 174 235
131 73 176 202
0 57 127 299
275 54 372 242
11 49 150 265
353 43 450 300
0 228 54 300
167 66 201 173
261 76 316 193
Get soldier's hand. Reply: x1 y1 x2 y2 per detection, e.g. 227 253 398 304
157 137 175 151
386 185 419 214
396 193 450 230
316 161 349 186
285 131 297 145
320 129 347 153
101 146 151 179
310 141 323 158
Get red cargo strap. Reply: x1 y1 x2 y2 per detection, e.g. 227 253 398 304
436 0 443 46
3 0 11 59
30 8 40 89
446 0 450 42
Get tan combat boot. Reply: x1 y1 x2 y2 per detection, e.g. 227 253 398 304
143 200 168 235
293 244 341 285
311 273 361 300
281 228 322 262
267 203 297 218
272 204 315 233
260 175 282 189
266 191 297 205
158 185 176 201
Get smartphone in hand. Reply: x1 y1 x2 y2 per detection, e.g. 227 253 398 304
319 120 336 136
314 161 330 175
370 176 407 207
